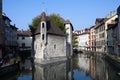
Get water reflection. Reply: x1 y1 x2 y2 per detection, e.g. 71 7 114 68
33 60 72 80
2 54 120 80
73 54 120 80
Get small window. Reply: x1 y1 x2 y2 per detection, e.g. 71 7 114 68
22 36 25 40
22 43 25 47
54 44 56 49
42 34 44 40
42 23 45 28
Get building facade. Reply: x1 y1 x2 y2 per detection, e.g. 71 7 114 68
107 22 118 55
17 30 32 51
105 14 118 52
89 26 96 51
74 29 90 50
95 18 106 52
0 0 2 58
117 5 120 56
34 12 68 63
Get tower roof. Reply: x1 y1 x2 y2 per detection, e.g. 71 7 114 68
64 19 71 24
41 12 47 21
64 19 74 31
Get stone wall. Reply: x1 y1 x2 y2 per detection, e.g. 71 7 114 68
45 34 66 58
34 34 66 62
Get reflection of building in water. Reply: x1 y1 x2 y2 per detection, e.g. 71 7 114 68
88 56 108 80
77 54 108 80
78 54 90 73
95 57 107 80
89 56 96 80
34 60 72 80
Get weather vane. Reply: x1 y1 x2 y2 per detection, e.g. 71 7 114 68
42 1 47 12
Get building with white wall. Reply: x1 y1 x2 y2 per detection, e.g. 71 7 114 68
34 12 69 63
73 29 90 50
65 20 73 57
17 30 32 51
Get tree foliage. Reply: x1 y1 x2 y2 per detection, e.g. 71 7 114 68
29 13 66 34
49 14 65 33
73 34 78 48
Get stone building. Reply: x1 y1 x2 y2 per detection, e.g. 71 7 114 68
34 12 73 63
65 20 73 57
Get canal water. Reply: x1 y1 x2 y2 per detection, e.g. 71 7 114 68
1 54 120 80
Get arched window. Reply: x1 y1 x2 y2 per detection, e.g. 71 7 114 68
42 34 44 40
42 23 45 28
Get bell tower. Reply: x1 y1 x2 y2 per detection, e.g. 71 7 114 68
40 12 47 60
65 20 73 57
41 12 47 45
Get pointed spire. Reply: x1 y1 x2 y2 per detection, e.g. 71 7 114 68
65 19 74 31
65 19 71 24
41 12 46 21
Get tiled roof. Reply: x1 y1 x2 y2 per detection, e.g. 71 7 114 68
34 12 65 36
17 30 31 36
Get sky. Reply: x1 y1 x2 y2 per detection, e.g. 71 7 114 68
2 0 120 31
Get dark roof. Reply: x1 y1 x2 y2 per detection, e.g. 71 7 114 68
17 30 31 36
95 18 105 25
34 12 65 36
89 25 95 29
95 18 106 29
64 19 74 31
2 14 11 21
10 25 18 30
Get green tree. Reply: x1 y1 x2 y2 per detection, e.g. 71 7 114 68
29 13 66 33
73 34 78 48
49 14 65 33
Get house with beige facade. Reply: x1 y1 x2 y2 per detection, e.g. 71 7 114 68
89 26 96 51
95 18 106 52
